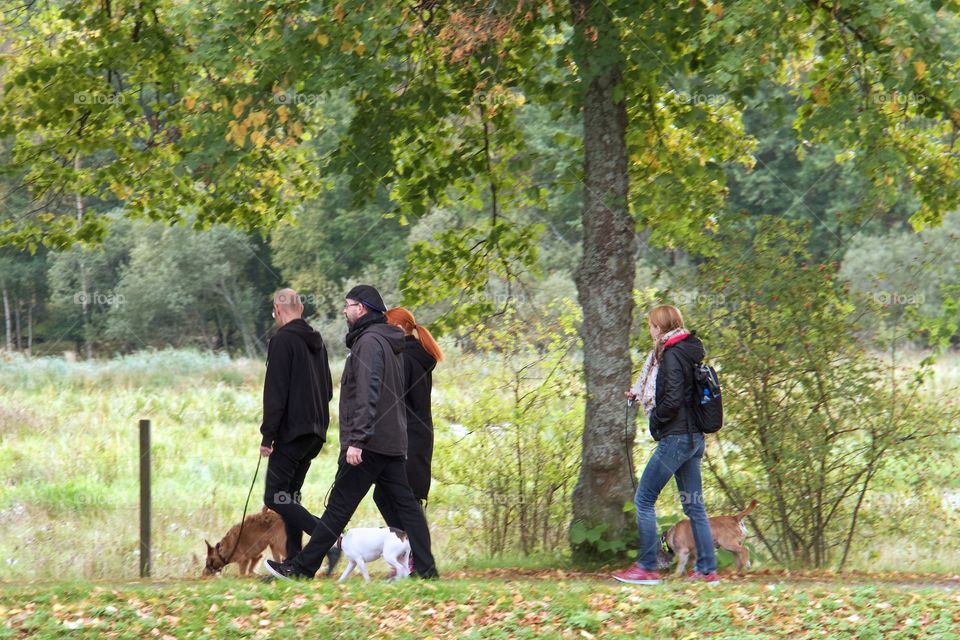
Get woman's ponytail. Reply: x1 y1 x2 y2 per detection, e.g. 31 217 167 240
385 307 444 362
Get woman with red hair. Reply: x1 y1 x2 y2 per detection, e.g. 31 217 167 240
373 307 443 528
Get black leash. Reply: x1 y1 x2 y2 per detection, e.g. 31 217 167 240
625 401 637 491
223 453 263 564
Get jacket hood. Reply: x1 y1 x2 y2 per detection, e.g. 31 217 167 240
281 318 325 352
365 322 406 354
666 333 705 363
404 335 437 372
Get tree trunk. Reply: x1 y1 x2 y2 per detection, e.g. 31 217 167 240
75 155 93 360
217 281 258 358
569 0 637 560
2 288 11 352
14 297 22 351
27 292 33 356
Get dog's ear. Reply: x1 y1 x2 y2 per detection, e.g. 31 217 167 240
205 539 213 552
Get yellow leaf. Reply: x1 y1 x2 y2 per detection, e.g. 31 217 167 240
246 110 267 127
340 39 353 53
354 42 366 55
316 32 329 47
811 83 829 106
708 3 724 18
914 59 926 80
183 95 196 110
250 130 266 148
226 120 249 146
334 2 344 22
276 105 289 124
110 182 130 199
232 95 252 118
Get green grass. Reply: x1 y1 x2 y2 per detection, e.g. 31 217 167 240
2 348 960 581
2 575 959 639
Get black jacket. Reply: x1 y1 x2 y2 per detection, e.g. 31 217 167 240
260 319 333 447
649 334 705 441
402 335 436 434
339 315 407 457
401 335 437 499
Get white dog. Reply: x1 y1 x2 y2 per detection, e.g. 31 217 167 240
336 527 411 583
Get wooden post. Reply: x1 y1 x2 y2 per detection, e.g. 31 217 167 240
139 419 151 578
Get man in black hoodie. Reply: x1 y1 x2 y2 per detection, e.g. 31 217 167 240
260 288 335 563
264 285 439 580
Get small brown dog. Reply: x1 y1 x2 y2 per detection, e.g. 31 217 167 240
204 506 286 577
657 499 758 575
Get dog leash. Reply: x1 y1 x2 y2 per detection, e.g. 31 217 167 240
222 453 263 564
625 401 637 492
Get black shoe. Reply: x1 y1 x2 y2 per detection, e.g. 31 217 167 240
414 568 440 580
324 546 342 576
262 558 311 581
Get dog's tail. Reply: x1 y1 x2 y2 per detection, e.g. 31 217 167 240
735 499 759 522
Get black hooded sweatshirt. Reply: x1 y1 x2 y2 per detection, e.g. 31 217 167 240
401 335 437 499
260 318 333 447
401 335 437 434
649 333 706 441
339 313 408 457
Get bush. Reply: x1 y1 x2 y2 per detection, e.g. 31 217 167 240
681 219 955 569
432 300 583 556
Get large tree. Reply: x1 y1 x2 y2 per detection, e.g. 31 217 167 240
2 0 960 558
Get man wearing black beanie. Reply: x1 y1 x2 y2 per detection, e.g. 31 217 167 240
264 284 439 580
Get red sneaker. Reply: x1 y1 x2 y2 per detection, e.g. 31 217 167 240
613 564 660 585
686 571 721 583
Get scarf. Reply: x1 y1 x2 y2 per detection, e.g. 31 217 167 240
631 327 690 418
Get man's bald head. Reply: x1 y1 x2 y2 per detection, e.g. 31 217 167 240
273 288 303 326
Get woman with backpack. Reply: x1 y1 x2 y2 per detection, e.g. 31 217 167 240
613 304 718 585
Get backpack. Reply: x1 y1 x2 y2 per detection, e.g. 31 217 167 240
690 362 723 433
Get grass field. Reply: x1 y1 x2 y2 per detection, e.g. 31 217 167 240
3 571 959 639
2 349 959 581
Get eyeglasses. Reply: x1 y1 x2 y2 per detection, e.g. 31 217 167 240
343 302 362 310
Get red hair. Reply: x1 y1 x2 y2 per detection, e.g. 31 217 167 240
385 307 444 362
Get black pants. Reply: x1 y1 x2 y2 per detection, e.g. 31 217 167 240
290 450 438 578
263 434 324 559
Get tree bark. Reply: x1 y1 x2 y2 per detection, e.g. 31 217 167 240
569 0 637 560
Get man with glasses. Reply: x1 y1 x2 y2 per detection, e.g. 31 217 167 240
260 288 339 572
264 284 439 580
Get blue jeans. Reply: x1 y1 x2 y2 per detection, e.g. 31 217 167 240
635 433 716 573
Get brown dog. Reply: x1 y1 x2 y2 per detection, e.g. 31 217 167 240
204 506 286 577
657 499 758 575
